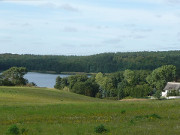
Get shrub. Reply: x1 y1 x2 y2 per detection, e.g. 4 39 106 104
26 82 37 87
148 113 161 119
130 120 134 124
134 113 161 121
63 87 70 92
94 124 108 134
96 92 102 99
121 110 126 114
7 124 19 135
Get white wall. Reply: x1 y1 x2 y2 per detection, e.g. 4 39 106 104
167 96 180 99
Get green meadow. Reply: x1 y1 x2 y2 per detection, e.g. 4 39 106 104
0 87 180 135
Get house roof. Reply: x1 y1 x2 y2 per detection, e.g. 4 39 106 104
164 82 180 91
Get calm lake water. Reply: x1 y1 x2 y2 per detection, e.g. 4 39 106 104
24 72 70 88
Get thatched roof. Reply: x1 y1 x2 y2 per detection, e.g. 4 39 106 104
164 82 180 91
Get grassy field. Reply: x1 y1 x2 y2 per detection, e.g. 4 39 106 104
0 87 180 135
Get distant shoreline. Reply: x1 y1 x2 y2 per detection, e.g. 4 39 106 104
29 70 95 75
1 70 95 76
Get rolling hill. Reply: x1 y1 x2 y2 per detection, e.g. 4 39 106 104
0 86 102 105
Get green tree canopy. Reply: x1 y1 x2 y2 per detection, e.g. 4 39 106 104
54 76 62 89
68 74 88 89
123 69 135 85
146 65 176 90
1 67 28 86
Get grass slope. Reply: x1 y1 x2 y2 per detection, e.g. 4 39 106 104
1 87 180 135
0 86 102 105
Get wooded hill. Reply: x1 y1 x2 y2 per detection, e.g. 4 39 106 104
0 51 180 76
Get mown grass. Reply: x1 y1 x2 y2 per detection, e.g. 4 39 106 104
0 86 180 135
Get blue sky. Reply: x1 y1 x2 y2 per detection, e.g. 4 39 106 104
0 0 180 55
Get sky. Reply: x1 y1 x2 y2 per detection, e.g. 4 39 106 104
0 0 180 55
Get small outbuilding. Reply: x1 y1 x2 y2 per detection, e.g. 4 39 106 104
162 82 180 99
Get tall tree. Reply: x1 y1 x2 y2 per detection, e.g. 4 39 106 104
123 69 135 85
54 76 62 89
117 82 126 100
146 65 176 90
1 67 28 86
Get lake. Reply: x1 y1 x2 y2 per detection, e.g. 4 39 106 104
24 72 70 88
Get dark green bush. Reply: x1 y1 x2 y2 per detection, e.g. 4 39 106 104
121 110 126 114
147 113 161 119
7 124 19 135
134 113 161 121
94 124 108 134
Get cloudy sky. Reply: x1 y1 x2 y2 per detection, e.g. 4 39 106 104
0 0 180 55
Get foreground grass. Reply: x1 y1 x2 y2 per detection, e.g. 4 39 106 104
0 87 180 135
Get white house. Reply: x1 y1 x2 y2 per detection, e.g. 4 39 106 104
162 82 180 99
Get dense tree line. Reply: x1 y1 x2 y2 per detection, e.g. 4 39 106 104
0 51 180 79
55 65 177 99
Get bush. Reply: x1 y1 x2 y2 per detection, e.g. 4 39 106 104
26 82 37 87
63 86 70 92
96 92 102 98
121 110 126 114
7 124 19 135
94 124 108 134
148 113 161 119
134 113 161 121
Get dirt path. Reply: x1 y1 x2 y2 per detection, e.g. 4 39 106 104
120 98 149 101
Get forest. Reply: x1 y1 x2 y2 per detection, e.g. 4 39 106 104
54 65 177 99
0 51 180 78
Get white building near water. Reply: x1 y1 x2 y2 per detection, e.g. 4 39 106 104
162 82 180 99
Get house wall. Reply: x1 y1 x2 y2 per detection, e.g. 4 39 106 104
167 96 180 99
162 89 180 97
162 90 168 97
